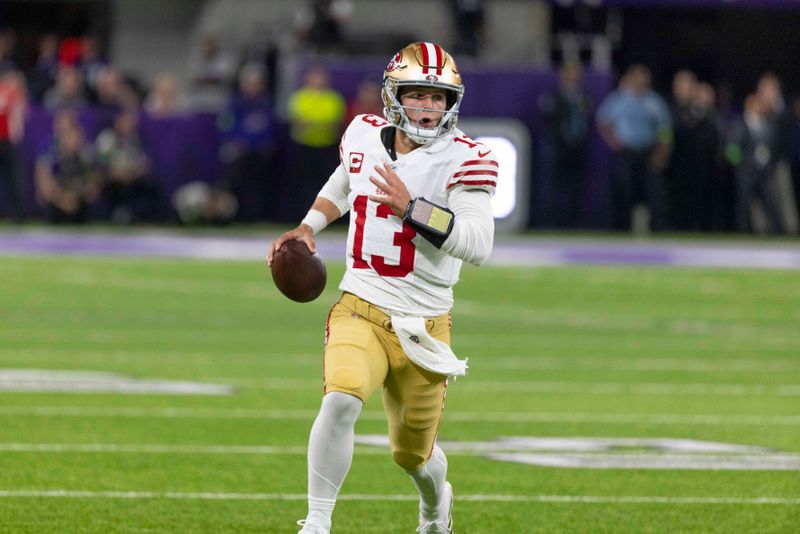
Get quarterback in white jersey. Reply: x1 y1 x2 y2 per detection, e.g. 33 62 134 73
329 112 496 316
267 41 495 534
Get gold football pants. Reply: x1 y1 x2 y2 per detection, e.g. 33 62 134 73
323 292 451 470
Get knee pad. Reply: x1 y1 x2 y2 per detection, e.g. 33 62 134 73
321 391 362 425
393 450 426 471
328 366 366 392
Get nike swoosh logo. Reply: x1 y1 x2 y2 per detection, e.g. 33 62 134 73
478 150 490 158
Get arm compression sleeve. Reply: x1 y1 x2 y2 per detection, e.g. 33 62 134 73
317 164 351 216
441 187 494 266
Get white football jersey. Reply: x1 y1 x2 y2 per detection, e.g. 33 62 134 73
334 114 497 316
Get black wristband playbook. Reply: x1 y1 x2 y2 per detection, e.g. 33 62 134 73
402 197 455 248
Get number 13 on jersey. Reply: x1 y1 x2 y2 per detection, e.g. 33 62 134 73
351 195 417 277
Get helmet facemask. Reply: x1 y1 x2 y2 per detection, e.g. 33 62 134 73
382 79 463 145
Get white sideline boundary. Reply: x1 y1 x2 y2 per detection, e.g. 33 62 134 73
1 406 799 425
0 490 797 505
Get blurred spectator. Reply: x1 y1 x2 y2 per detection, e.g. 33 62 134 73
144 73 188 118
669 70 696 115
95 111 160 223
34 108 80 159
293 0 353 53
713 80 740 232
756 72 798 233
94 66 140 114
0 70 27 221
726 93 784 234
343 79 383 126
35 123 102 223
28 33 60 103
597 64 672 233
171 181 238 226
447 0 486 58
667 71 720 231
538 61 593 228
58 37 82 67
0 30 18 74
187 34 239 112
694 82 726 231
79 35 109 102
286 65 345 221
43 66 87 110
791 95 800 222
217 62 280 221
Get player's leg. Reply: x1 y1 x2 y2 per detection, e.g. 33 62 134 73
299 301 388 533
382 314 453 532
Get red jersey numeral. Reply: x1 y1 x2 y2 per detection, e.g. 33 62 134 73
351 195 416 277
362 114 389 128
454 135 478 149
352 195 369 268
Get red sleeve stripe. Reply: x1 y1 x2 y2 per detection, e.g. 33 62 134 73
452 169 499 179
447 180 497 189
461 159 499 167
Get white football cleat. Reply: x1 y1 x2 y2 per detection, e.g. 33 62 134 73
296 519 329 534
416 482 453 533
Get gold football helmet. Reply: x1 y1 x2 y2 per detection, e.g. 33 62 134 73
382 42 464 145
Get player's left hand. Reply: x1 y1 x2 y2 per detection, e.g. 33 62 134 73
369 163 412 218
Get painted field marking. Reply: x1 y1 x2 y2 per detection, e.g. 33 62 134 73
355 435 800 471
0 406 799 425
0 490 797 505
209 377 800 397
4 437 800 472
3 348 799 375
0 370 232 395
0 443 310 454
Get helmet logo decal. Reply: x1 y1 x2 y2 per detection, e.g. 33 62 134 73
419 42 444 76
425 74 439 82
385 51 403 72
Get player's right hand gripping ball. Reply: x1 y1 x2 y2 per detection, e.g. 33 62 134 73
270 240 327 302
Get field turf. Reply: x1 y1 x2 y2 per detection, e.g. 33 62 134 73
0 254 798 533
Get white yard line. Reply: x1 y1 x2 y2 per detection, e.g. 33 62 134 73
2 348 798 373
0 406 798 425
0 490 797 505
0 443 310 454
210 377 800 396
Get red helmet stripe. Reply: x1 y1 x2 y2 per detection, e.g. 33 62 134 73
420 42 431 74
433 44 444 75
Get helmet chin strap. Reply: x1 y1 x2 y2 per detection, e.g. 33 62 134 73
398 105 455 145
404 123 440 145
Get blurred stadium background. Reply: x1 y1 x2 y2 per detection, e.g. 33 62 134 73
0 1 799 533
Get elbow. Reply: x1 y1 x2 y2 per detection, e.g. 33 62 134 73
467 251 492 267
464 235 493 266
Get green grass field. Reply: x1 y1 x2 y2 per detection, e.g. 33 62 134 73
0 255 799 533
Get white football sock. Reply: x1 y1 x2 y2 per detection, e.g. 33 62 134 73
304 392 362 529
406 444 449 521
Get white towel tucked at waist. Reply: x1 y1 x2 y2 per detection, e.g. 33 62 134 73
391 316 468 379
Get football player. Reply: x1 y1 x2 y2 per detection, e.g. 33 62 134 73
267 41 496 534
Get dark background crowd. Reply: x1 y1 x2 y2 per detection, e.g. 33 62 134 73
0 0 799 236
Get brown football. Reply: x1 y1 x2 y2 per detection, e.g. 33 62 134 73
270 240 327 303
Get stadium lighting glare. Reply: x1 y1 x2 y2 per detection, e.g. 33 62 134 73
459 119 531 231
474 136 517 219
